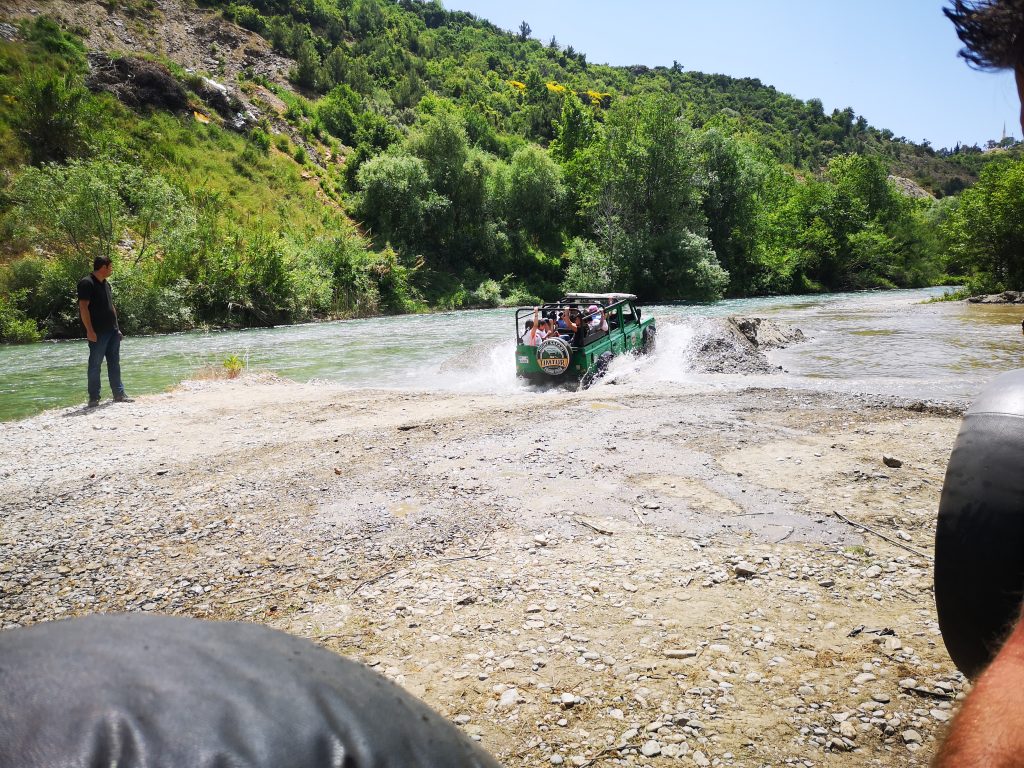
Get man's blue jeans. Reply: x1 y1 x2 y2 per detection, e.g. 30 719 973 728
87 330 125 401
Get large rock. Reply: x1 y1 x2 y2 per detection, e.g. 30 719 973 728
967 291 1024 304
730 317 806 349
86 53 189 112
689 316 806 374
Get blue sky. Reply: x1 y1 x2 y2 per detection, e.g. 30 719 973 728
448 0 1019 150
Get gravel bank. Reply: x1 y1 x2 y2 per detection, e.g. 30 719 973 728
0 376 966 766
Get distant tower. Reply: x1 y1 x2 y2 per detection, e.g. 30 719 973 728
1002 122 1007 141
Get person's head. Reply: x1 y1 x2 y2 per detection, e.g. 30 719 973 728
587 304 601 316
525 319 534 331
945 0 1024 133
93 256 113 279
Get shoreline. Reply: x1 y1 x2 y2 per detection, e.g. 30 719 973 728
0 375 966 765
7 284 960 347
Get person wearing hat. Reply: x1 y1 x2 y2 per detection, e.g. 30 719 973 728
586 304 609 335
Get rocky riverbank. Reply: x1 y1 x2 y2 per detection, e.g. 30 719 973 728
0 376 966 766
966 290 1024 304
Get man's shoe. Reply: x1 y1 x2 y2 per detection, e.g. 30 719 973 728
87 399 100 408
113 394 134 403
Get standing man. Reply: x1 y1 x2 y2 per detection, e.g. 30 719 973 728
78 256 132 407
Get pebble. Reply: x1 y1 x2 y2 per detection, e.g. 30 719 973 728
734 562 758 577
884 636 903 652
641 740 661 757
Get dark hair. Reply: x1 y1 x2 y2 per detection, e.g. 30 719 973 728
93 256 113 271
525 320 534 330
945 0 1024 70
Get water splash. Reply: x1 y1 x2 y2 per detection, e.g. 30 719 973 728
589 319 706 388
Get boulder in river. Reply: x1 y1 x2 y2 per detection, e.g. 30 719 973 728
966 291 1024 304
689 316 807 374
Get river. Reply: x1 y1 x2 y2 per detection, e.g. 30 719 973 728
1 287 1021 422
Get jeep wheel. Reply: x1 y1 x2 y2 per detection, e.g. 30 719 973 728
581 351 614 389
642 327 656 354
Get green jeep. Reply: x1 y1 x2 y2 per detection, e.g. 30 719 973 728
514 293 656 386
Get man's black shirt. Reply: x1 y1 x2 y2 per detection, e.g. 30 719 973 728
77 274 117 334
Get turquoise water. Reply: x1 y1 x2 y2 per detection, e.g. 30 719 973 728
1 287 1022 421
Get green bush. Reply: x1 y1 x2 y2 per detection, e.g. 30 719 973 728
11 70 89 164
248 127 271 154
0 291 41 343
470 278 502 307
561 238 614 294
112 262 196 334
499 284 542 307
225 4 268 35
317 84 361 145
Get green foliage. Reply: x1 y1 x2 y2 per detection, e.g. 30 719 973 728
248 127 271 153
355 152 433 250
222 353 244 377
10 71 89 165
470 278 502 307
0 6 1004 343
0 290 42 343
942 158 1024 291
492 145 564 243
316 84 362 144
560 238 614 294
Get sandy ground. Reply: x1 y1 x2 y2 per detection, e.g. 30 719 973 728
0 373 968 766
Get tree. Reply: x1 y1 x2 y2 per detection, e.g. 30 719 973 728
561 238 614 293
11 71 88 165
407 109 469 204
518 21 531 41
592 93 722 299
355 153 434 251
551 91 596 163
694 129 761 294
943 158 1024 290
292 40 321 91
494 145 564 243
317 84 362 144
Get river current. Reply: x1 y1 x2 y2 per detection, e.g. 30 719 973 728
1 287 1021 422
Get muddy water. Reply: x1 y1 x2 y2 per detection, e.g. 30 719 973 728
0 288 1021 421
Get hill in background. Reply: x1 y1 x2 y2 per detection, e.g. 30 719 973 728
0 0 1020 341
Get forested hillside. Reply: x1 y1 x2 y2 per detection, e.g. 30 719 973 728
0 0 1021 342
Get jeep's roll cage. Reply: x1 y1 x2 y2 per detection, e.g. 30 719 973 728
514 295 641 346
